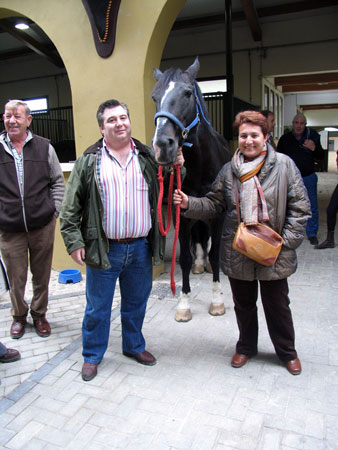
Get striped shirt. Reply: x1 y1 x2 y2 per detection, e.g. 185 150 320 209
6 132 31 195
97 140 152 239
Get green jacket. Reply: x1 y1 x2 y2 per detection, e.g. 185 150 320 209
60 138 167 269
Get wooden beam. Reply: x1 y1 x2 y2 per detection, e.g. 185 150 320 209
0 48 34 61
0 19 64 68
282 82 338 93
301 104 338 110
172 0 338 31
275 73 338 87
257 0 338 19
241 0 262 41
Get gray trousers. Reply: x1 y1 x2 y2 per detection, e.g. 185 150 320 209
0 217 56 320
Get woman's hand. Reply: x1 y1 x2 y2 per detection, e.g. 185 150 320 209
173 189 189 209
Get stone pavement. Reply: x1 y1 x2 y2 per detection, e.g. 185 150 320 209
0 172 338 449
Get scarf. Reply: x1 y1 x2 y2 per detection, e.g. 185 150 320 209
231 147 269 225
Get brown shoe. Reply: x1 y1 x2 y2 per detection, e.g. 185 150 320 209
10 320 26 339
82 362 98 381
286 357 302 375
0 348 21 363
33 317 51 337
123 350 157 366
231 353 250 368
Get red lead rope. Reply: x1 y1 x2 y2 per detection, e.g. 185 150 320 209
157 165 181 296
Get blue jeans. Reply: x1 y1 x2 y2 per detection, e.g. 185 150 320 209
83 238 153 364
303 172 318 238
0 341 7 357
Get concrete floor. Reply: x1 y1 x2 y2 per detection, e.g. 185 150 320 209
0 171 337 449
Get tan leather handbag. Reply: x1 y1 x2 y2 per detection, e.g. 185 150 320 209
232 179 283 266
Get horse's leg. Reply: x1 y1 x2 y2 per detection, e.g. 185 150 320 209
208 217 225 316
191 222 209 274
175 217 193 322
192 242 204 274
205 237 212 273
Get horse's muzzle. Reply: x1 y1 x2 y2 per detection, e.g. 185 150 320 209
153 141 177 166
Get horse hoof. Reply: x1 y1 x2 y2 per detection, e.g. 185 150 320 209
209 303 225 316
192 264 204 274
175 309 192 322
205 261 213 273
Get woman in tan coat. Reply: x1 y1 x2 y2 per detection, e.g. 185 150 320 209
174 110 311 375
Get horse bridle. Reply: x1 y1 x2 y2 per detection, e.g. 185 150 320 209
154 83 211 295
154 84 211 147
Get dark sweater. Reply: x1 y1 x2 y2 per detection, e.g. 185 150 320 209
277 128 324 177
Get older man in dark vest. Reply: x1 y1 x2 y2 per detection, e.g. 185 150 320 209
0 100 65 339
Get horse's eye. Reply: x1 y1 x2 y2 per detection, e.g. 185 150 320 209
184 91 192 98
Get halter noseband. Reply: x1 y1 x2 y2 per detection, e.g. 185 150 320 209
154 84 211 147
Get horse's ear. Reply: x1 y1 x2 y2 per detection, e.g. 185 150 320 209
153 67 163 81
185 57 200 80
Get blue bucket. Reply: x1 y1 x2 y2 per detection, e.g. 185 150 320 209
58 269 82 284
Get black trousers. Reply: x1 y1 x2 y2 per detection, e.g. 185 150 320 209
327 183 338 232
228 277 297 362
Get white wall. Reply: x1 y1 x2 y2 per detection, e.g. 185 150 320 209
284 92 338 127
0 54 71 109
306 109 338 128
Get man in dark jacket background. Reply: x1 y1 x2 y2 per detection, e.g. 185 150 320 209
0 100 65 339
277 113 324 245
60 99 184 382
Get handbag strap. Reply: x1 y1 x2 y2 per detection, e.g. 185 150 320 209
233 176 241 225
233 171 269 225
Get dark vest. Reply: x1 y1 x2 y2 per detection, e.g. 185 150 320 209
0 133 55 232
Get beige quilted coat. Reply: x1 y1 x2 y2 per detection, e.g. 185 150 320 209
185 145 311 281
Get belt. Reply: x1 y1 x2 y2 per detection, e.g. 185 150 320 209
109 237 142 243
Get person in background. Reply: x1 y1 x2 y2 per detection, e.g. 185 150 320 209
277 113 324 245
174 110 311 375
0 100 65 340
60 99 184 382
0 257 21 371
261 110 276 150
0 342 20 364
315 183 338 249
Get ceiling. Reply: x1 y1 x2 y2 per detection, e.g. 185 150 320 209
0 0 337 106
0 15 63 68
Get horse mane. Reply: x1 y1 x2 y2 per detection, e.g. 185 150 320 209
194 82 210 125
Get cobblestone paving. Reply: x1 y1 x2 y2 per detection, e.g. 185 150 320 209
0 172 337 449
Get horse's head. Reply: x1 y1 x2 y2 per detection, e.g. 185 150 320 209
152 58 201 166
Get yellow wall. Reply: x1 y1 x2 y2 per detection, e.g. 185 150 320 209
0 0 185 273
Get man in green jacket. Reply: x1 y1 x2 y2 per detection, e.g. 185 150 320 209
60 99 183 381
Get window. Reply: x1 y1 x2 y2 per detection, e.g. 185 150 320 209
262 80 283 138
264 86 269 109
198 79 227 94
23 97 48 113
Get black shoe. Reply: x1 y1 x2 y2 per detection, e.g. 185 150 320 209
309 236 318 245
315 232 335 249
